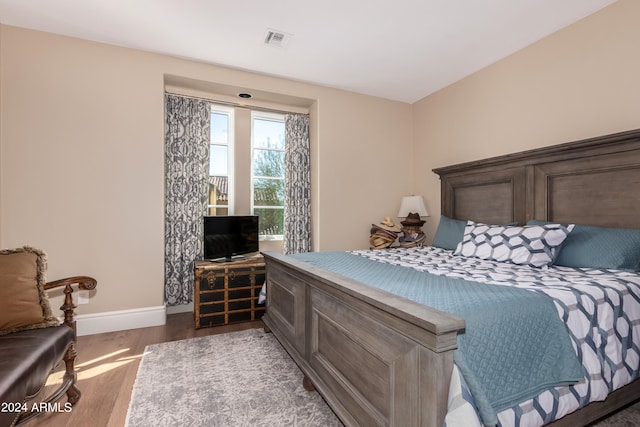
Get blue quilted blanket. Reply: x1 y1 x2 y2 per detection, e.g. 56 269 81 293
291 251 584 426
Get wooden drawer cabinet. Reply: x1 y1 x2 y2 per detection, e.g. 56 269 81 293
194 256 266 328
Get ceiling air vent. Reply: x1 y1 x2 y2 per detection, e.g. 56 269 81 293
264 29 291 48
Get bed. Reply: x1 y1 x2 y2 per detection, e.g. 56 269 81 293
261 128 640 427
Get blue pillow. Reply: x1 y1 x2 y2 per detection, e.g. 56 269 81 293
527 220 640 271
432 216 467 250
433 216 518 251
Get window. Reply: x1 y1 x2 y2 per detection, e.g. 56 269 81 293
207 106 286 241
208 106 234 216
252 112 285 239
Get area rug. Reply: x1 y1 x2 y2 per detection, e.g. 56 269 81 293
125 328 343 427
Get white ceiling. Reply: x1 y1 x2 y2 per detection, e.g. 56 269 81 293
0 0 616 103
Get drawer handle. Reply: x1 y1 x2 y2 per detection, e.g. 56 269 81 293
203 272 218 289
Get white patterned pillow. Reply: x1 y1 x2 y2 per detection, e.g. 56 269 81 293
453 221 575 268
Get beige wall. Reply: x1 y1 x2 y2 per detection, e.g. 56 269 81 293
413 0 640 240
0 25 413 315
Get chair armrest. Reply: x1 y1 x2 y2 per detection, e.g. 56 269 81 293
44 276 97 333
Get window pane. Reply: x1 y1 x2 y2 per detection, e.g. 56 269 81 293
254 207 284 236
253 149 284 178
253 119 285 149
211 113 228 144
208 175 229 216
252 114 285 237
210 145 228 175
253 178 284 206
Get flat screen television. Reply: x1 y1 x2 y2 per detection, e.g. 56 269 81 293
203 215 259 262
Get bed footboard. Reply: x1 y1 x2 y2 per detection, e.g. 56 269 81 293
262 251 465 427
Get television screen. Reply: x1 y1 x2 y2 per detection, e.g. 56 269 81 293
203 216 259 261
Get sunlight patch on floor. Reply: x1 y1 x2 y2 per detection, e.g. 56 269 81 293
47 347 145 385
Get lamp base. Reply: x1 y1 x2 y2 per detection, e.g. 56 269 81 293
400 225 422 235
399 226 426 248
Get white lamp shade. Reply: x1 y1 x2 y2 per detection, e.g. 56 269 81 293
397 195 429 218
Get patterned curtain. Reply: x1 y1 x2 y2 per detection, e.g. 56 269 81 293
164 94 210 306
283 113 311 254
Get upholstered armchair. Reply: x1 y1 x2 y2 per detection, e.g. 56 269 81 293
0 246 97 426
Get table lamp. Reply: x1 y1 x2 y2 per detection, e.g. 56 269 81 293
397 195 429 247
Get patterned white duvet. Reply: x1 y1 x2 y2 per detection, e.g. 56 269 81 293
353 246 640 427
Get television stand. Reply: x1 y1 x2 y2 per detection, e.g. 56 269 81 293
193 256 265 328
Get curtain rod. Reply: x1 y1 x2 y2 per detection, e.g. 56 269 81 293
165 91 308 116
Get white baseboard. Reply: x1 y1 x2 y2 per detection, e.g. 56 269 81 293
75 305 167 336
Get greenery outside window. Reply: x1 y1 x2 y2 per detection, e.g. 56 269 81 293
252 112 285 239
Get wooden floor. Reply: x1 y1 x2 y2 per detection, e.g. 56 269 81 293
27 313 263 427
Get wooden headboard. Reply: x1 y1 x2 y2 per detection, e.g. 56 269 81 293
432 128 640 229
